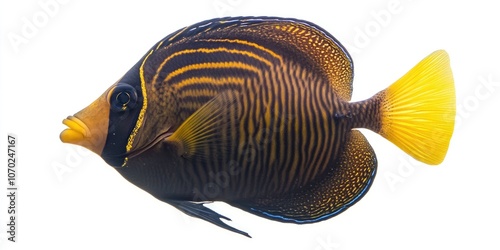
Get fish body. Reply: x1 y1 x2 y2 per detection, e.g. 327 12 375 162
60 17 455 237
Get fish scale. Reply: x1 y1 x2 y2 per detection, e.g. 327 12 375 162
60 16 455 237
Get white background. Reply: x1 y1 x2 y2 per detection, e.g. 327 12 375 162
1 0 499 249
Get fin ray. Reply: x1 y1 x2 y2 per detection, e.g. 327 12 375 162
166 91 238 159
378 50 455 165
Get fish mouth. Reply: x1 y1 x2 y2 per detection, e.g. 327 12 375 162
60 116 91 143
60 89 110 156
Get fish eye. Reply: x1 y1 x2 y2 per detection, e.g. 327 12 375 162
109 83 138 112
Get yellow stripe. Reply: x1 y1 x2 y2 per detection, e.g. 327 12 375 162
168 26 188 42
198 38 283 63
151 47 273 87
155 39 166 50
164 61 261 83
124 49 154 161
173 76 245 89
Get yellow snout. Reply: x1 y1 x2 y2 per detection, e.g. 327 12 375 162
60 89 111 156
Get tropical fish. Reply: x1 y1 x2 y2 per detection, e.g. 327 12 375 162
60 16 455 237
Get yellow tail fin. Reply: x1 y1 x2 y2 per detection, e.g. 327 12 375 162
378 50 455 165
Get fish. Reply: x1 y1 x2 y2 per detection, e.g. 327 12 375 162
60 16 455 237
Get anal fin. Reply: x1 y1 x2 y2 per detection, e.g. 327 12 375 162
231 130 377 223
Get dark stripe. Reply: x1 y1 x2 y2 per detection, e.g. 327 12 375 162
283 66 299 192
293 67 307 187
310 73 330 177
275 67 288 192
276 64 295 192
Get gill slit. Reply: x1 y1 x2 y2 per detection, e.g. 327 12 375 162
125 129 173 160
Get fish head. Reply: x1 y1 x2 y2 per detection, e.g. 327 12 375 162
60 80 144 167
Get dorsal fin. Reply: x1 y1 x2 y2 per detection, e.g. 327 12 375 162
149 16 354 101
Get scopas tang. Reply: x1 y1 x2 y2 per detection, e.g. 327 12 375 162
60 16 455 237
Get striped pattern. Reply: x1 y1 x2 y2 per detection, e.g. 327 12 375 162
129 17 355 199
239 130 377 223
171 61 351 199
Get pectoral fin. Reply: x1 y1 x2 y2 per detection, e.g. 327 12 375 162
165 91 239 159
